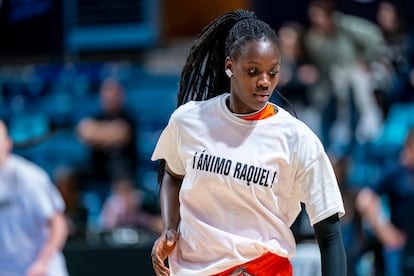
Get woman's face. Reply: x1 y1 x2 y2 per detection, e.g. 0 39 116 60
226 39 281 114
308 6 334 33
377 1 398 33
279 25 300 60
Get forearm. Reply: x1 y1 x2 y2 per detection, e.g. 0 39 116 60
160 168 182 232
36 212 68 265
356 188 406 248
314 214 347 276
355 188 385 231
103 120 132 145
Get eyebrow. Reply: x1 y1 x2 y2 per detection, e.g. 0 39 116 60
246 61 280 66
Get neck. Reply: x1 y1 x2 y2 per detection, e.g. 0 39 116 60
226 96 268 117
230 103 268 117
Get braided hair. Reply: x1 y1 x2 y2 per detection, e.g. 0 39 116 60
158 9 279 184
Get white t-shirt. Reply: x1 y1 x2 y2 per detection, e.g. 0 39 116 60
152 94 345 276
0 154 68 276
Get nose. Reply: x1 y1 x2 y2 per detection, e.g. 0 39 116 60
257 74 270 90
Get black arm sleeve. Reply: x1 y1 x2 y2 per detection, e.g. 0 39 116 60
313 213 347 276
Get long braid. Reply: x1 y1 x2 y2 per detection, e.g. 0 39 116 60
158 9 279 184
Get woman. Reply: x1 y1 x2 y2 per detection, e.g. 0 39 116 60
151 9 346 276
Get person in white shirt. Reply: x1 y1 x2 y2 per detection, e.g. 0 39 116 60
151 9 346 276
0 120 69 276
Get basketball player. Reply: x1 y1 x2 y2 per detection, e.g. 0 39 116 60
151 9 346 276
0 120 69 275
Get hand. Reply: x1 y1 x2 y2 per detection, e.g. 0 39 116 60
26 260 48 276
377 223 406 250
151 229 178 276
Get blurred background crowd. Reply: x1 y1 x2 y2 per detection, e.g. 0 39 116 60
0 0 414 275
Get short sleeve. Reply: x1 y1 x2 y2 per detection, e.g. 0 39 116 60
293 131 345 226
151 115 186 176
27 171 65 222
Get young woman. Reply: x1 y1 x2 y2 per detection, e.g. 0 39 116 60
150 9 346 276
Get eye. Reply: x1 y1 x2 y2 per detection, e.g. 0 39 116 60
269 69 279 77
248 68 258 75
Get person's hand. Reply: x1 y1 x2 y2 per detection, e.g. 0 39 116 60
26 259 48 276
151 229 178 276
377 223 407 250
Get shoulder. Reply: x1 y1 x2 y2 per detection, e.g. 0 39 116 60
277 107 321 141
277 107 326 160
170 94 224 123
336 12 382 38
9 154 50 183
380 162 406 181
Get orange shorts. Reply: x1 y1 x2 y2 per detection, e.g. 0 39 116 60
213 252 292 276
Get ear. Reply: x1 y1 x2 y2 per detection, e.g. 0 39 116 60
224 56 232 71
224 56 233 78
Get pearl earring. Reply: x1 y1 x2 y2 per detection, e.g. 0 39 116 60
225 69 233 78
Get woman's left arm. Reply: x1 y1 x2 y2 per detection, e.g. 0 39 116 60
27 212 68 276
313 213 347 276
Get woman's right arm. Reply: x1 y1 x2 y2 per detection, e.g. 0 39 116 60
160 165 183 232
151 164 183 276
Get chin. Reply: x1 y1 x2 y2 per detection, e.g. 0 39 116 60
254 100 269 109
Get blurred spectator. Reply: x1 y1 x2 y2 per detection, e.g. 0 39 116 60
305 0 385 155
356 127 414 276
55 166 88 241
333 155 385 276
76 77 138 204
100 177 161 233
276 21 320 132
376 0 414 106
289 204 322 276
0 120 69 276
292 153 386 276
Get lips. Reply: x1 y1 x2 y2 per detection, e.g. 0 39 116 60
253 93 270 101
254 93 270 97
